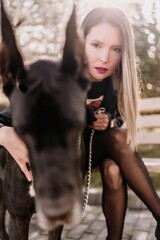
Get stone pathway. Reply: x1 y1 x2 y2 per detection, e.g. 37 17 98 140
29 205 157 240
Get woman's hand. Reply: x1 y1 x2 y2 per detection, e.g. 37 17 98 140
0 126 32 182
91 113 110 130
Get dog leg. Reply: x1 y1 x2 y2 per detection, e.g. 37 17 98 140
4 153 35 240
8 216 31 240
49 226 63 240
0 178 9 240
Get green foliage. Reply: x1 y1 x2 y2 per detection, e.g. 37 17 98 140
130 1 160 98
90 171 102 188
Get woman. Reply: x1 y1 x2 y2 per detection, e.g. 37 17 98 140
81 7 160 240
0 6 160 240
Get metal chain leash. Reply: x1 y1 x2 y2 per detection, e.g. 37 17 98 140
79 129 94 220
79 107 106 219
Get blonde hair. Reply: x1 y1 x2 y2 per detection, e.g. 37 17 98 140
81 7 139 150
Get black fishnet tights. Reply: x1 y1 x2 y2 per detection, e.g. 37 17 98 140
83 127 160 240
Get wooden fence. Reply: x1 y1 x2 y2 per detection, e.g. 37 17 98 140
136 97 160 173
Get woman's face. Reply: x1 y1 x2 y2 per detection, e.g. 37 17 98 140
85 22 122 82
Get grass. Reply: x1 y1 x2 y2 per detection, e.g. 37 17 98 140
138 144 160 158
139 145 160 189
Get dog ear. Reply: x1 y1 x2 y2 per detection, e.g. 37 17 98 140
61 4 87 76
0 0 27 96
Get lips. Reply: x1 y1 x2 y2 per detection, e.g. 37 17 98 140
95 67 108 74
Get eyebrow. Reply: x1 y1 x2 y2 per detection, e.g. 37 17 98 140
112 45 122 48
91 39 122 48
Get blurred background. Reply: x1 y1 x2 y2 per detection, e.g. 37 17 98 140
1 0 160 98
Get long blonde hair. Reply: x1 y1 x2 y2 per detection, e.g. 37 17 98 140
81 7 139 150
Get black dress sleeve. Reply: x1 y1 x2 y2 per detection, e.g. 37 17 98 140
112 109 124 127
0 107 12 126
85 105 96 126
101 78 123 128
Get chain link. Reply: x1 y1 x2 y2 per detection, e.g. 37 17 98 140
78 108 105 219
79 129 94 220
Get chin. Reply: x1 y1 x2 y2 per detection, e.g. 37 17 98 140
89 74 104 82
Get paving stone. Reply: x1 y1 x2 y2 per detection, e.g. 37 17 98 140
125 210 139 224
87 220 106 234
97 212 106 221
5 188 160 239
4 203 157 239
66 224 88 239
97 228 108 240
123 223 135 238
80 233 97 240
132 230 148 240
135 218 153 231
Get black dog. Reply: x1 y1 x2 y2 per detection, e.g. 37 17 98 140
0 1 89 239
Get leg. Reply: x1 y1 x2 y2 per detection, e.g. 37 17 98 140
108 129 160 217
92 128 160 239
4 153 35 240
8 216 31 240
0 149 9 240
49 226 63 240
84 130 127 239
100 159 127 240
0 178 9 240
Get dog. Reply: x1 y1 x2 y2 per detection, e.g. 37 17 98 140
0 1 89 239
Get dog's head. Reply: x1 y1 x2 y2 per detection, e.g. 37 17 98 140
0 1 89 230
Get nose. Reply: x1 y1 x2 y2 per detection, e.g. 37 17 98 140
100 50 109 63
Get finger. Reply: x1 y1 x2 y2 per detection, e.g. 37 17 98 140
95 119 109 125
93 121 109 128
94 126 106 131
24 170 33 182
93 125 107 131
93 116 109 124
19 161 33 181
25 171 33 182
95 113 109 120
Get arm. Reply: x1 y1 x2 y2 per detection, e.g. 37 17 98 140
0 108 32 181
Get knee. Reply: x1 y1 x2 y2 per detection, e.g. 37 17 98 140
101 159 124 191
108 128 128 153
110 128 126 144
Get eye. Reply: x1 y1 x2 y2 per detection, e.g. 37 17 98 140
113 47 122 53
91 42 101 48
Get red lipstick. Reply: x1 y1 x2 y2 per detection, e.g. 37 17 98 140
95 67 107 74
